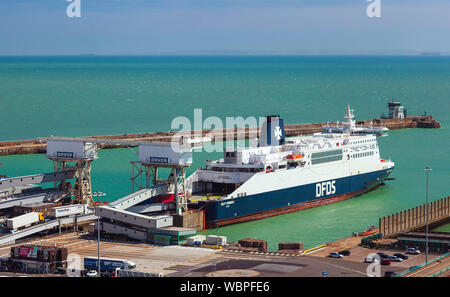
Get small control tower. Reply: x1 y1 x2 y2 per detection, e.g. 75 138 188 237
46 139 98 205
388 101 406 119
130 142 193 214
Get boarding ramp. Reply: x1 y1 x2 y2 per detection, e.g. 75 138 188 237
0 213 97 246
126 202 174 214
96 206 173 229
108 184 170 210
0 170 76 190
0 189 67 210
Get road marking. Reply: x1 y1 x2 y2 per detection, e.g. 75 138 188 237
306 257 368 276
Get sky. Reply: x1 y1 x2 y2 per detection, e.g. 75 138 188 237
0 0 449 55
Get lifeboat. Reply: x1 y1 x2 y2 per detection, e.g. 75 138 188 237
286 154 303 160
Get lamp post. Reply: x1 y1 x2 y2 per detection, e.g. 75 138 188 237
424 166 432 265
97 213 101 277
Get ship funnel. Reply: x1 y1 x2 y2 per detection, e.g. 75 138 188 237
258 115 285 147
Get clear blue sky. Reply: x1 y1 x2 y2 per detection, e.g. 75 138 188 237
0 0 449 55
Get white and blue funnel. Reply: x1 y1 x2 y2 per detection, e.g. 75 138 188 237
258 115 285 147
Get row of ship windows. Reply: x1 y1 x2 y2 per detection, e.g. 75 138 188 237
350 139 375 145
352 151 374 158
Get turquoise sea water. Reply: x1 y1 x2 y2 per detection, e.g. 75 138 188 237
0 56 449 250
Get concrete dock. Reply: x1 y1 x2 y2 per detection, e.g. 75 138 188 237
0 115 440 156
0 232 404 277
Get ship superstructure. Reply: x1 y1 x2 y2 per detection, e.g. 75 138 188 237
322 105 389 137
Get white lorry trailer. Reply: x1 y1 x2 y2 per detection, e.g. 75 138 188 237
6 212 43 230
50 204 91 218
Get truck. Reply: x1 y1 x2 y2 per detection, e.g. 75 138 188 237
50 204 91 219
83 257 136 272
6 212 44 230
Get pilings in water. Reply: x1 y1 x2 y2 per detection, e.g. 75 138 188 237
379 196 450 238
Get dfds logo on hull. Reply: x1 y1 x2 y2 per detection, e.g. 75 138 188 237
316 180 336 198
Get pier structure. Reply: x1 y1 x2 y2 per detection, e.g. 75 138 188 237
45 137 195 214
387 101 406 119
0 113 440 157
132 142 193 214
46 139 99 205
379 196 450 238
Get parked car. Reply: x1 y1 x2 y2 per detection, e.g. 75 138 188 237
393 253 408 260
384 271 399 277
386 255 403 262
365 256 379 263
406 248 420 255
381 259 391 265
86 270 98 277
376 252 389 259
339 250 350 256
329 252 344 258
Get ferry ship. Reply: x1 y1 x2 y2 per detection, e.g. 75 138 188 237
187 106 395 228
322 105 389 137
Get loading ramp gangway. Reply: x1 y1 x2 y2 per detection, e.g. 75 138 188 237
0 170 76 190
0 189 67 210
0 213 97 246
108 184 170 210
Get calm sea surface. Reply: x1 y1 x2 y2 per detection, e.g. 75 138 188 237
0 56 449 250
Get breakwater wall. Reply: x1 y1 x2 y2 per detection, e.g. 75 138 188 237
0 115 440 156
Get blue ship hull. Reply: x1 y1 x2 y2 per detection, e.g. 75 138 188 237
193 168 393 228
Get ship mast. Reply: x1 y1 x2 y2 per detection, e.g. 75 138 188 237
343 104 356 131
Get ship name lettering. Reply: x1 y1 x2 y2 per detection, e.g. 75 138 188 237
316 180 336 198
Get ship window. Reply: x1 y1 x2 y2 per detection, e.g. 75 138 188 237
311 149 343 165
